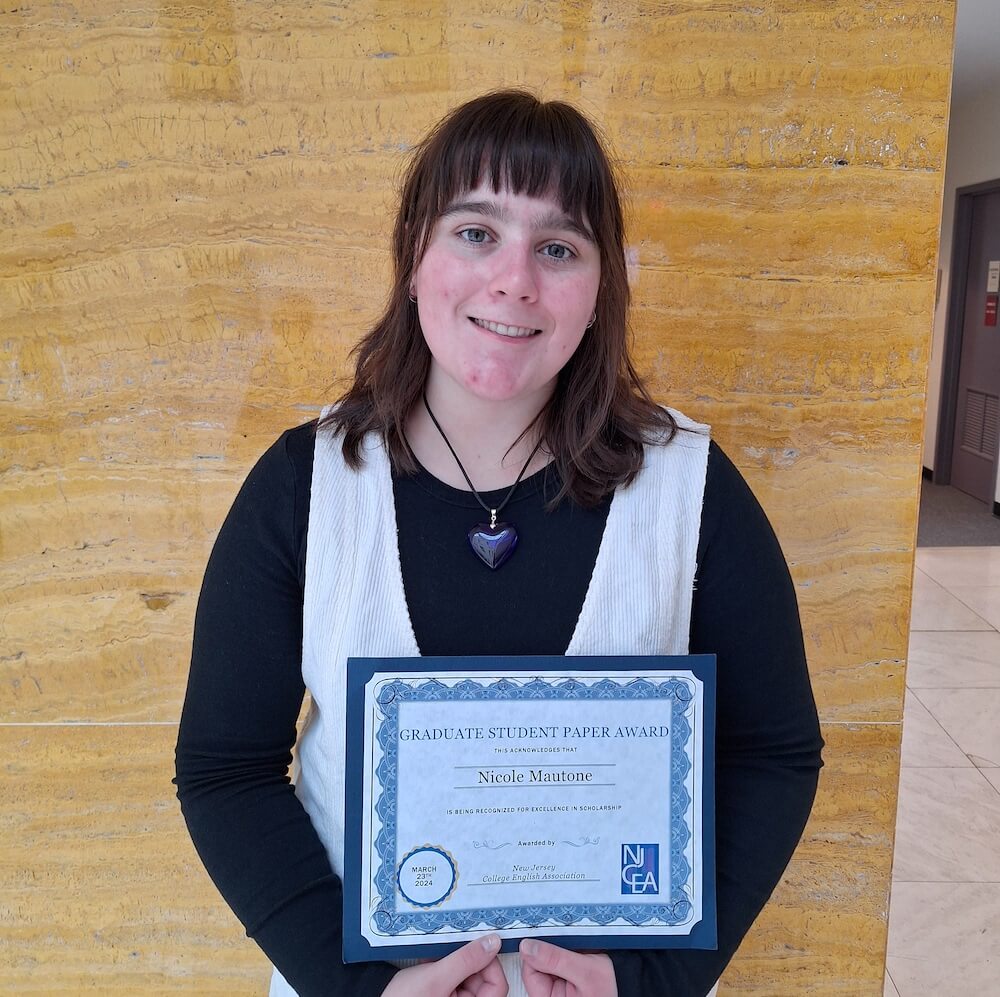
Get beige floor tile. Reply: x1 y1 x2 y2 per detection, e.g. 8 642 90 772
916 547 1000 588
883 969 900 997
982 769 1000 793
900 689 971 768
947 585 1000 631
892 767 1000 882
914 687 1000 768
908 569 994 632
886 882 1000 995
906 630 1000 688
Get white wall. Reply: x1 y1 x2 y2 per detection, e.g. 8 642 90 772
924 18 1000 503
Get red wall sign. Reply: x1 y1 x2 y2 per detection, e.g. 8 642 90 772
987 293 999 327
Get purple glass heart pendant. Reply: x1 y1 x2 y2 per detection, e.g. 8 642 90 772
468 522 518 570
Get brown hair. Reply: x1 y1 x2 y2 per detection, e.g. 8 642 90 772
322 89 676 507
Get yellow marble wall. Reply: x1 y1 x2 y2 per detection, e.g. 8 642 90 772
0 2 954 992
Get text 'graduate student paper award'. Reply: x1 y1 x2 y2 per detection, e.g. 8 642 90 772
342 655 717 962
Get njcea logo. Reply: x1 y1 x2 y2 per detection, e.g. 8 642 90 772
620 843 659 895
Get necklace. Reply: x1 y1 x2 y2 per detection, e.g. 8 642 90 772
422 393 544 570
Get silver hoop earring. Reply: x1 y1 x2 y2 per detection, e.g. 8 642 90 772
586 311 597 329
408 289 417 303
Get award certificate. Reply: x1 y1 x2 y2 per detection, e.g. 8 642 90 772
343 655 716 962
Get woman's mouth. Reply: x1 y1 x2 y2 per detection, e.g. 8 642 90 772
470 317 540 338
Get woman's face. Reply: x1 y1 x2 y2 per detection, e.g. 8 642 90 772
411 181 601 412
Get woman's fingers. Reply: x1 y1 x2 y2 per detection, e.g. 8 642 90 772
431 935 504 995
518 940 617 997
477 953 510 995
520 940 581 987
459 953 510 997
519 955 552 997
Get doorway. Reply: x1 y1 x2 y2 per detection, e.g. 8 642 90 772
934 179 1000 513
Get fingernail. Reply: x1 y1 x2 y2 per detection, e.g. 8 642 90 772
481 934 500 952
521 939 537 956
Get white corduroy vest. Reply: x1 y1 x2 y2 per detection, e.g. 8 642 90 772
269 409 710 997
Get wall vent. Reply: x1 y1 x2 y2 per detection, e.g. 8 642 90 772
961 389 1000 459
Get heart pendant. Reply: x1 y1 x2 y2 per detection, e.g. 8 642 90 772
468 522 518 570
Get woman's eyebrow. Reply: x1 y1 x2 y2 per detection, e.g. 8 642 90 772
534 208 595 244
440 199 595 243
440 199 505 221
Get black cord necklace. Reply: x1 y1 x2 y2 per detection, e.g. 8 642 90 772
422 393 544 570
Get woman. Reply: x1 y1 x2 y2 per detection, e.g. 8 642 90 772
176 90 823 997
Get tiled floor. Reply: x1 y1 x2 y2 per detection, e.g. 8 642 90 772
884 547 1000 996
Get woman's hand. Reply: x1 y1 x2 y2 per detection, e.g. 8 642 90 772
382 935 508 997
518 940 617 997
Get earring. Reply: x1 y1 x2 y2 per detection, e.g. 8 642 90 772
586 311 597 329
408 286 417 303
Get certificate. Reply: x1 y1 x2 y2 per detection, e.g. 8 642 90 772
343 655 716 962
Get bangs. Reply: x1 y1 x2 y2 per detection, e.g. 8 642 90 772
422 95 610 229
397 91 624 274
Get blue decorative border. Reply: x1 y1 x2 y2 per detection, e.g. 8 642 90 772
370 675 695 936
343 655 717 962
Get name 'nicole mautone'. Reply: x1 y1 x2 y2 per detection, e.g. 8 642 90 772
476 768 596 784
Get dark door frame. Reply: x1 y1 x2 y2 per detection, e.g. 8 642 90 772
933 176 1000 503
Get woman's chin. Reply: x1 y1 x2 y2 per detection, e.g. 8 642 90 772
426 363 542 406
458 377 554 408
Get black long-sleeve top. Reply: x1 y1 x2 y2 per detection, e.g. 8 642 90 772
175 422 823 996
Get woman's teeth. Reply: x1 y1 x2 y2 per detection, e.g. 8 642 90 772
471 317 539 338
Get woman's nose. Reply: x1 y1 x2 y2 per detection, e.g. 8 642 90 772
488 245 539 301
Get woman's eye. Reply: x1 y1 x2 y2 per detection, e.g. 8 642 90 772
542 243 575 261
459 227 490 245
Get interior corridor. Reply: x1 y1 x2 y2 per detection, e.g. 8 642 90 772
884 547 1000 994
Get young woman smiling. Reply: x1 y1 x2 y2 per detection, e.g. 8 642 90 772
176 90 823 997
